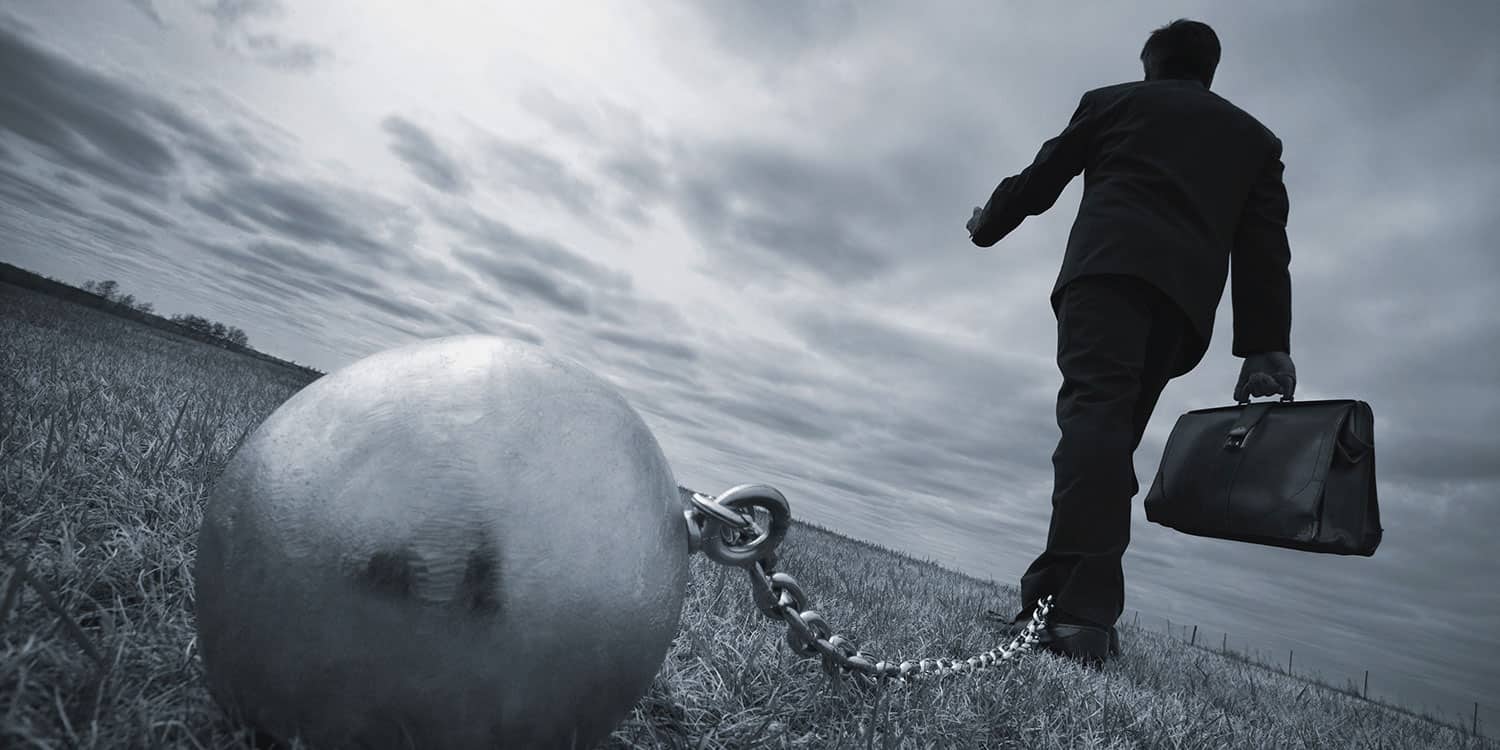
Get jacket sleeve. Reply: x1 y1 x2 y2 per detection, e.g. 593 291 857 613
970 91 1096 248
1230 136 1293 357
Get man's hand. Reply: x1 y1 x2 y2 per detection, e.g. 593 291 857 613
966 206 984 238
1235 352 1297 402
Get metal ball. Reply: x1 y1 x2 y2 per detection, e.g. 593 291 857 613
193 336 689 749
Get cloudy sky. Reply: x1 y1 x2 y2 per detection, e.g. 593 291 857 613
1 0 1496 729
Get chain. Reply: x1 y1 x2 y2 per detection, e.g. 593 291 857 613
682 485 1054 689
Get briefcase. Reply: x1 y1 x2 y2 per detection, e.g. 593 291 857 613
1143 396 1382 556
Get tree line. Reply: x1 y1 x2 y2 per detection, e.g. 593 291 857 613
81 279 249 347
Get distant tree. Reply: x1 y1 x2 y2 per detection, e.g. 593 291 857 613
84 279 120 300
170 313 209 333
168 313 249 347
82 278 248 346
82 280 149 312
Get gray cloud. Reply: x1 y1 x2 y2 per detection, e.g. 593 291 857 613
183 193 260 233
432 203 633 293
51 169 86 188
241 32 330 72
127 0 165 27
516 87 599 142
171 120 262 177
194 238 449 333
197 0 332 72
467 289 513 314
673 0 859 83
667 140 905 284
599 152 672 229
438 293 554 348
790 303 1054 411
451 246 591 316
597 349 700 391
600 152 670 200
381 115 470 194
0 25 176 196
0 168 83 215
514 88 674 230
202 0 279 25
80 210 152 242
196 174 418 263
483 136 599 221
0 18 266 203
591 327 698 363
516 86 654 150
488 321 543 346
194 238 335 300
99 192 176 229
700 391 839 443
239 238 350 279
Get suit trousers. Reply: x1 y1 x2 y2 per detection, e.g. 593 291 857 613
1019 273 1205 628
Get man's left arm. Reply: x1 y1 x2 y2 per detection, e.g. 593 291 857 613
969 91 1097 247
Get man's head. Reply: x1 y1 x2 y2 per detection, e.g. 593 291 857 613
1141 19 1220 89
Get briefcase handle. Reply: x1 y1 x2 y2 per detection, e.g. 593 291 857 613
1235 393 1295 406
1224 396 1289 450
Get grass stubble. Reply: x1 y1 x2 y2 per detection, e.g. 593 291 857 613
0 281 1492 750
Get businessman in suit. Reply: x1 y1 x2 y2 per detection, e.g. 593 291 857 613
967 19 1298 664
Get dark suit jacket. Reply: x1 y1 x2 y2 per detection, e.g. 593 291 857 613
970 78 1292 362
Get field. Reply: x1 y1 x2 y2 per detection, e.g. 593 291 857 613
0 281 1492 749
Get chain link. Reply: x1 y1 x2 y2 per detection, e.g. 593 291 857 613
683 485 1055 688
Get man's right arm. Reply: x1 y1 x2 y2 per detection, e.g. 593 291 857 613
1230 136 1293 357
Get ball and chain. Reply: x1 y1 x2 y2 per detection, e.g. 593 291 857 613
683 484 1056 689
192 337 1062 747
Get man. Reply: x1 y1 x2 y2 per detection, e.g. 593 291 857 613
967 19 1298 665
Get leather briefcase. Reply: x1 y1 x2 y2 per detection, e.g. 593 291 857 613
1144 396 1382 556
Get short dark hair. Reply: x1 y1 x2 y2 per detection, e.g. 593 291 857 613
1141 19 1221 88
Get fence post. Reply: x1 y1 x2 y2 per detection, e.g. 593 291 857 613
1474 702 1479 736
1288 649 1293 674
1133 611 1139 628
1190 625 1197 646
1222 632 1227 653
1363 670 1368 699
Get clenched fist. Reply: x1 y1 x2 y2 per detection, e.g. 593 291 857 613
1235 351 1296 402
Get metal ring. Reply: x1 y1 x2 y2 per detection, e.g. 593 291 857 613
746 562 783 620
768 572 807 612
682 509 704 555
785 609 830 657
689 491 754 531
820 648 842 677
847 654 878 676
827 635 856 658
701 485 791 568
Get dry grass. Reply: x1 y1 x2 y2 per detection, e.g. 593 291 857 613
0 281 1492 749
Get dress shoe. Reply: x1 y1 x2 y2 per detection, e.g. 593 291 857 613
1033 621 1114 667
984 610 1121 658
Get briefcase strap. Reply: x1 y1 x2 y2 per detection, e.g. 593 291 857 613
1334 408 1373 463
1224 402 1275 450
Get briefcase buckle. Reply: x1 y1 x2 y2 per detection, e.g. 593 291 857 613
1224 425 1251 450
